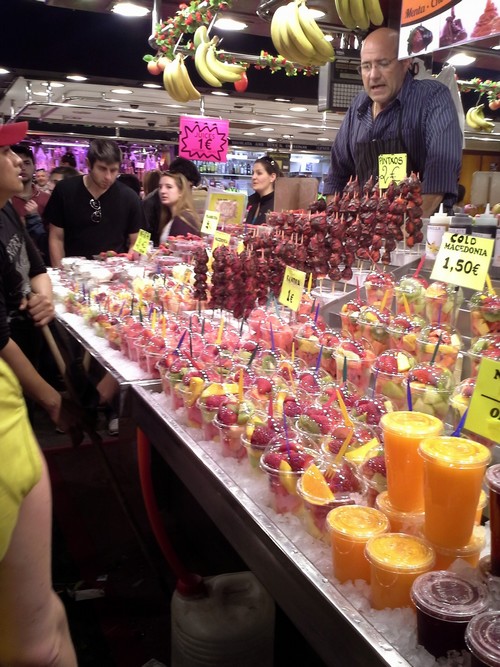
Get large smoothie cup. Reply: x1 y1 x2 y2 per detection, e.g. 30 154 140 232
365 533 435 610
419 436 491 549
485 464 500 576
381 412 443 513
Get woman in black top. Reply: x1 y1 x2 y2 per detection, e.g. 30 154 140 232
245 156 281 226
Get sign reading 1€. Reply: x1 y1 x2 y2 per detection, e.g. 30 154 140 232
279 265 306 312
178 116 229 162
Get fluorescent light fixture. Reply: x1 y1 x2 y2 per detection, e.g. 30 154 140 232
267 138 277 142
283 134 294 139
111 88 133 94
163 104 182 108
112 2 149 17
289 106 308 112
309 9 325 19
270 114 293 118
33 91 49 96
115 120 129 124
143 83 162 88
447 53 476 66
211 91 229 96
243 132 256 136
318 137 330 141
42 81 64 88
275 97 291 102
67 75 87 82
493 43 500 50
0 68 10 75
42 141 89 147
213 18 247 30
324 34 334 41
260 127 274 131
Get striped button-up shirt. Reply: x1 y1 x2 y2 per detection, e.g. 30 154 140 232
323 72 462 202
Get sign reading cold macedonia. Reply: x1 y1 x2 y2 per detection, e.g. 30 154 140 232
430 232 494 291
178 116 229 163
399 0 500 60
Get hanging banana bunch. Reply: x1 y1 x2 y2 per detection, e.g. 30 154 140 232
194 25 247 87
162 53 201 103
466 104 495 133
334 0 384 31
270 0 334 67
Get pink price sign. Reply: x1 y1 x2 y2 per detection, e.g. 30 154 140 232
178 116 229 162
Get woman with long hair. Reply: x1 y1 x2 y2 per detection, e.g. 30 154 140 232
157 171 201 243
245 155 282 226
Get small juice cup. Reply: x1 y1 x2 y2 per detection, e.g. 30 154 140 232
419 436 491 549
411 570 490 659
465 611 500 667
327 506 389 583
380 411 443 512
365 533 435 610
486 464 500 577
375 491 424 535
429 526 486 571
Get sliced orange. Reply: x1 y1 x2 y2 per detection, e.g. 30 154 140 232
301 464 334 502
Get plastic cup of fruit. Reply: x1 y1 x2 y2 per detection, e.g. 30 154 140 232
296 367 334 399
245 376 275 411
395 276 426 317
124 322 145 361
317 381 360 412
241 412 283 470
405 363 455 421
357 306 391 356
294 324 323 369
252 348 286 377
213 399 254 460
355 441 387 508
416 325 462 371
387 314 425 355
364 270 395 310
350 395 393 437
469 291 500 339
425 281 464 326
196 383 237 442
297 459 367 543
317 329 342 378
259 316 294 354
272 388 307 426
372 349 416 411
321 421 377 459
468 334 500 377
259 436 317 514
335 339 376 395
293 404 342 450
177 374 210 428
339 301 365 338
375 491 425 535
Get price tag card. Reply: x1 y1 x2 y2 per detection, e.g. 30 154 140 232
212 230 231 251
430 232 494 291
278 266 306 312
133 229 151 255
465 357 500 445
201 210 220 235
236 239 245 254
378 153 407 189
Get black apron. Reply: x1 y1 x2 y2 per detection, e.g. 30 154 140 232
354 104 417 187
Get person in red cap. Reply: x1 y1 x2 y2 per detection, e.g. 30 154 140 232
0 121 77 666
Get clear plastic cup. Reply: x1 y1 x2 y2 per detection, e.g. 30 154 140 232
372 349 415 411
365 533 435 610
411 570 490 659
375 491 424 535
429 526 486 571
327 506 389 583
468 334 500 377
465 611 500 667
415 324 462 371
469 291 500 339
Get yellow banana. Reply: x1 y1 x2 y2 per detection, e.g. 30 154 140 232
335 0 356 30
363 0 384 26
205 43 245 83
178 55 201 101
163 57 190 103
466 107 481 130
350 0 370 29
271 5 288 56
193 25 209 48
297 1 334 62
284 0 316 60
472 105 495 132
194 40 222 87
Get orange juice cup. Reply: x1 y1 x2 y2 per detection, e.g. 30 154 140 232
327 506 389 583
419 436 491 549
365 533 435 610
375 491 425 536
380 412 443 513
430 526 486 571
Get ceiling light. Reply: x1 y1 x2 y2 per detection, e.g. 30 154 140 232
267 138 277 142
308 8 325 19
283 134 294 139
163 104 182 108
67 74 87 82
33 91 49 96
318 137 330 141
275 97 291 102
447 54 476 66
143 83 162 88
0 68 10 75
324 34 334 41
493 44 500 50
211 91 229 96
260 127 274 131
289 106 308 112
270 114 293 118
112 2 150 17
111 88 133 94
243 132 256 136
213 18 247 30
42 81 64 88
42 141 89 148
115 120 129 124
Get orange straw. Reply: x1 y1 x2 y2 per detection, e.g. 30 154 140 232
307 272 313 294
485 274 495 296
238 368 244 401
334 429 354 466
336 389 353 427
215 316 225 345
380 289 389 311
402 294 411 317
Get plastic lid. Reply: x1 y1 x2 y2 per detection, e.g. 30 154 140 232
418 436 491 468
429 203 451 223
465 611 500 667
375 490 425 522
411 571 490 622
486 463 500 494
429 525 486 558
365 533 435 572
327 506 389 541
380 411 443 437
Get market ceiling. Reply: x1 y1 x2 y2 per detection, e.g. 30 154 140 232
1 0 499 149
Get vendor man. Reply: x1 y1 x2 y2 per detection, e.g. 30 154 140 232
323 28 462 217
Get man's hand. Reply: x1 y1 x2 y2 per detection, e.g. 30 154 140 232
21 292 55 327
25 199 39 216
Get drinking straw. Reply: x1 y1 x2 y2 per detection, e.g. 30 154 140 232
413 255 426 279
437 301 443 325
130 295 135 315
118 300 125 317
268 394 274 420
406 379 413 411
430 332 443 365
380 289 389 311
342 356 348 383
402 294 411 317
356 276 361 302
189 314 192 330
215 316 225 345
452 286 461 326
451 408 469 437
239 318 246 336
139 307 143 323
176 329 187 350
161 315 166 338
201 317 205 336
148 303 154 318
269 322 275 351
282 411 291 458
335 389 353 427
189 331 193 358
238 368 244 402
291 341 295 363
307 272 313 294
485 274 495 295
247 345 259 367
311 297 316 314
313 302 320 324
287 365 296 390
151 308 157 331
334 429 354 466
372 368 379 398
315 345 324 375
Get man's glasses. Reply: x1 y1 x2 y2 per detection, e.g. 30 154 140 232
90 198 101 223
357 58 397 75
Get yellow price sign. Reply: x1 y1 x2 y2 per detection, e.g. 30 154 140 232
430 232 494 292
201 210 220 235
133 229 151 255
278 265 306 312
212 230 231 251
465 357 500 445
378 153 407 189
236 239 245 254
